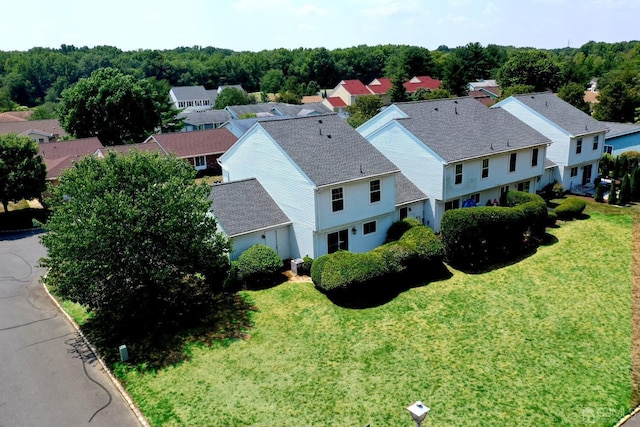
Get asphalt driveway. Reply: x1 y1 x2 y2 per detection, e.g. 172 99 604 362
0 230 143 426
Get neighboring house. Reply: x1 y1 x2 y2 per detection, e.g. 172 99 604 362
492 92 609 193
141 128 238 173
468 79 499 92
0 119 67 142
38 137 105 184
328 79 371 106
468 79 500 106
169 85 217 111
222 116 291 138
0 110 32 122
225 102 330 120
322 96 347 113
359 97 551 232
367 76 442 105
217 114 404 259
208 178 292 260
601 121 640 155
177 109 232 132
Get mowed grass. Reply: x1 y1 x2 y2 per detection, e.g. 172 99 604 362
120 207 632 427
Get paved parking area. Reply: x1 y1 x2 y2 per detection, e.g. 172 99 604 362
0 230 142 426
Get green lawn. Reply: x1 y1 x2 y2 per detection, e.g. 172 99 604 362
118 205 633 426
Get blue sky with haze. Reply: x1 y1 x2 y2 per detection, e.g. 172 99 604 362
3 0 637 51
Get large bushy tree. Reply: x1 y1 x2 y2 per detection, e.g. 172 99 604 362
557 82 591 114
214 87 256 109
58 67 162 145
498 50 562 92
346 94 383 128
0 134 46 212
40 150 231 337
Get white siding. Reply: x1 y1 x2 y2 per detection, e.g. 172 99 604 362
220 127 316 258
358 105 408 138
396 201 426 223
229 227 291 261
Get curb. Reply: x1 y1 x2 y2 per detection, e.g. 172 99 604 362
41 276 150 427
617 404 640 426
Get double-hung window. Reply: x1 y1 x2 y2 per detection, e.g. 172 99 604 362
481 158 489 178
509 153 517 172
455 164 463 185
593 135 599 151
370 180 381 203
532 148 539 167
331 188 344 212
576 138 583 154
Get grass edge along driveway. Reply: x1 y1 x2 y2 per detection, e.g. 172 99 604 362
120 209 631 427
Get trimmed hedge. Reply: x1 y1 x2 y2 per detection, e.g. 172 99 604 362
227 244 283 289
385 217 422 242
313 224 444 293
441 191 547 270
554 197 586 220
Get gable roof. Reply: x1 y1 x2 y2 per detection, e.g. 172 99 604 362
324 97 347 108
256 114 399 187
388 97 551 163
170 85 210 101
601 121 640 139
395 173 428 205
145 128 238 158
0 111 31 122
0 119 67 139
335 79 371 96
367 77 392 95
178 109 232 126
38 137 104 180
208 178 291 237
404 76 442 92
500 92 609 137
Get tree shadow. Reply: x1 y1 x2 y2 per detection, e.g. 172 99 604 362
83 292 256 370
324 263 453 309
0 228 45 241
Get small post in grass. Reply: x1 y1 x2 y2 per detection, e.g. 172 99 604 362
407 401 430 427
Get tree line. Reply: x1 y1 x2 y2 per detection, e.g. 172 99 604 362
1 40 639 122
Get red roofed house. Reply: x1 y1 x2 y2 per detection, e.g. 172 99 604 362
140 128 238 174
38 137 105 184
322 96 347 113
0 119 67 143
328 79 372 106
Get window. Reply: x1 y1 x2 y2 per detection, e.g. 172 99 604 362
604 145 613 155
576 138 582 154
593 135 599 151
327 229 349 253
500 185 509 196
455 164 463 185
331 188 344 212
570 167 578 177
370 180 381 203
469 193 480 203
517 181 530 192
195 156 206 169
481 158 489 178
399 207 408 220
509 153 517 172
444 199 460 211
38 138 45 143
532 148 539 167
363 221 377 235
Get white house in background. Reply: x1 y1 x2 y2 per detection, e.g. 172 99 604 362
492 92 609 192
169 85 218 111
216 114 413 259
208 178 292 260
359 97 551 232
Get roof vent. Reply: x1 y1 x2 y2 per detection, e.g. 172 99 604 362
455 107 458 115
327 134 332 139
545 101 548 107
454 100 458 103
490 143 493 150
434 107 438 111
318 119 323 123
585 124 588 131
507 141 511 147
319 128 322 135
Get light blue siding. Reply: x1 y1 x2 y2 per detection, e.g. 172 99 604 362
229 227 291 261
358 105 408 138
608 133 640 155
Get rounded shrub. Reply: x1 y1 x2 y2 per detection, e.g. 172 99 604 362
316 250 387 293
554 197 586 220
310 254 331 288
233 244 283 289
385 217 422 242
396 225 444 267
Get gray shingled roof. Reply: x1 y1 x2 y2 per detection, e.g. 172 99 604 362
508 92 609 136
178 109 231 126
601 121 640 139
393 97 551 163
170 85 210 100
208 178 290 237
395 173 428 205
274 103 331 116
258 114 399 187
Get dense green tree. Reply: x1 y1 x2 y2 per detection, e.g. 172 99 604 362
275 90 301 104
346 94 383 128
0 87 17 112
0 134 47 212
388 75 409 103
214 87 256 109
619 174 631 205
40 150 231 336
557 82 591 114
412 88 454 101
58 67 162 145
498 50 562 92
594 182 604 203
608 181 618 205
29 102 58 120
593 79 639 122
631 166 640 200
499 84 537 100
260 69 286 94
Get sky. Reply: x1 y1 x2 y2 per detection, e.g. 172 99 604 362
2 0 638 52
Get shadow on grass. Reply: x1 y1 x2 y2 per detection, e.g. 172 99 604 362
82 292 256 370
324 263 453 309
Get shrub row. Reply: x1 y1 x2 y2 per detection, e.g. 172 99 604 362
440 191 548 270
312 221 444 293
554 197 586 220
